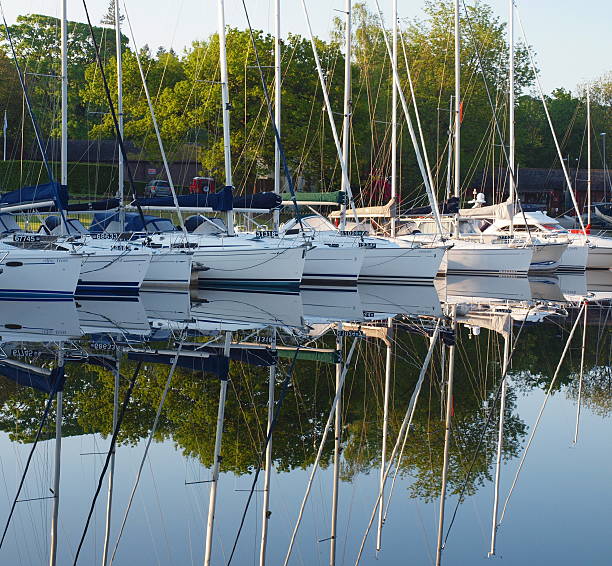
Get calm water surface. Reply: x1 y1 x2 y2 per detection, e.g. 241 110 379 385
0 273 611 565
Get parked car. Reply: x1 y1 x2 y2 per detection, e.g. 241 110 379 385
144 179 172 198
189 177 216 194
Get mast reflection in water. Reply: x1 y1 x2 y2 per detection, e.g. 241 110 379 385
0 276 610 565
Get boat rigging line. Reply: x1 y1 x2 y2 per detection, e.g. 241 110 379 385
80 0 147 227
237 0 305 233
0 367 64 551
354 322 440 565
225 342 304 565
122 2 187 235
0 2 68 228
282 337 359 566
72 360 143 565
498 301 586 527
109 338 186 564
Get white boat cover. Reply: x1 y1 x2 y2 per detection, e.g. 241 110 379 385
459 199 515 220
329 198 395 219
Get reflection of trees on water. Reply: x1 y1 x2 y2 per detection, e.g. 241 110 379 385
0 320 607 501
566 366 612 417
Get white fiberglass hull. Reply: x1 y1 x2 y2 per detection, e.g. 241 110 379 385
443 241 532 276
529 242 567 272
144 249 193 288
195 245 306 289
584 235 612 269
302 245 364 286
360 243 445 284
76 248 151 297
0 247 81 301
560 239 588 272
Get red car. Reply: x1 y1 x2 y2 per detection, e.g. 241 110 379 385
189 177 216 194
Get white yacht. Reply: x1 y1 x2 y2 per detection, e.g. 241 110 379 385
281 215 445 284
482 211 588 272
398 215 533 276
124 214 306 289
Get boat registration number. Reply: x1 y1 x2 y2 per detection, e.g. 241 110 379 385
13 234 41 242
256 230 278 238
358 242 376 248
337 330 364 338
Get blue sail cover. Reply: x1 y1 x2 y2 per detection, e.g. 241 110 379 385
0 362 65 393
0 181 68 210
134 186 234 211
89 212 178 233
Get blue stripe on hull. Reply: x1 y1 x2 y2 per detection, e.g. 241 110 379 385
76 280 141 297
0 289 74 301
198 278 301 291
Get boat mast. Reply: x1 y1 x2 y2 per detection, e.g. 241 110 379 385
217 0 235 234
339 0 352 230
259 331 276 566
329 327 343 565
49 346 64 566
508 0 515 233
204 332 231 566
436 305 456 566
489 328 510 557
102 353 120 566
453 0 460 200
115 0 125 227
273 0 281 230
390 0 397 235
60 0 68 195
51 0 67 553
587 85 591 228
376 319 392 551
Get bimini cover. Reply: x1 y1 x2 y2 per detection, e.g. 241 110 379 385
127 351 230 380
0 181 68 210
0 361 65 393
133 186 234 211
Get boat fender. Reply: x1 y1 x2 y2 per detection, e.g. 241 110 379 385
193 263 211 272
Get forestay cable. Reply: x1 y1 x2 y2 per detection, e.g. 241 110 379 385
109 340 185 564
499 302 586 525
283 338 359 566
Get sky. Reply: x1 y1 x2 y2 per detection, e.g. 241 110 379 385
1 0 610 94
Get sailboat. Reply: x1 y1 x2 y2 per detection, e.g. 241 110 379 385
91 3 307 290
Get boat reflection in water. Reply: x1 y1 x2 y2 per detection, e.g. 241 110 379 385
1 270 609 566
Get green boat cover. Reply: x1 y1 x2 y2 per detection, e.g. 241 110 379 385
281 191 344 204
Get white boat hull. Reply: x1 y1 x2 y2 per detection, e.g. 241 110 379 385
76 249 151 297
560 239 588 272
585 235 612 269
0 248 81 301
195 245 306 289
359 245 445 284
302 245 364 286
144 250 193 287
443 242 532 276
529 242 567 272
